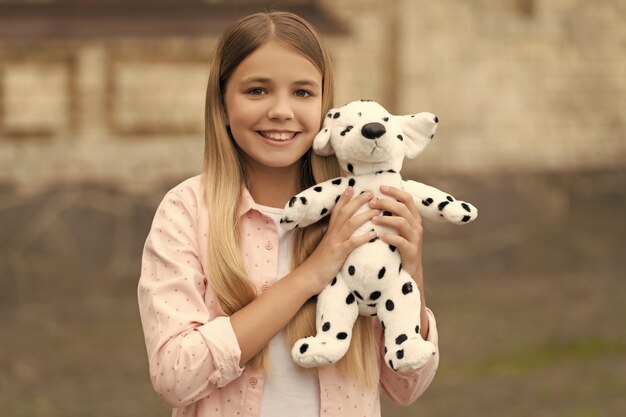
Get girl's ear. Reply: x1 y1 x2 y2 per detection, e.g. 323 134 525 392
398 112 439 159
312 110 337 156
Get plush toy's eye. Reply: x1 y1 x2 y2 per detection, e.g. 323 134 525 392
357 112 362 117
383 117 389 122
340 126 353 136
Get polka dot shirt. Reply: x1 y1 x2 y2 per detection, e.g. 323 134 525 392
137 175 440 417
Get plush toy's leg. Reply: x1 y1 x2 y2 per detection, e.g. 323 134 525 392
292 274 359 368
377 270 437 372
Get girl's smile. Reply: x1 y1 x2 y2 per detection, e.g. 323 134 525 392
258 130 299 142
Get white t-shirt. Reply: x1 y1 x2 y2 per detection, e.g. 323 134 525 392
257 204 320 417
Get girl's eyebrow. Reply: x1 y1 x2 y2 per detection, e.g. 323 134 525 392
293 79 320 88
240 76 320 88
241 76 271 84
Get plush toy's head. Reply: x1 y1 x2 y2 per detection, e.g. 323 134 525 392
313 100 438 175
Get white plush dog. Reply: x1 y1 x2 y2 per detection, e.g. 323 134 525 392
280 100 477 371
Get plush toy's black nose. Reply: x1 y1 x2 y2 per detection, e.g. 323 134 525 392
361 122 386 140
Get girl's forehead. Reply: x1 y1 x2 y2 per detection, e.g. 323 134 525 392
231 40 322 82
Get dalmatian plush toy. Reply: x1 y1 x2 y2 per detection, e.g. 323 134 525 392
280 100 477 372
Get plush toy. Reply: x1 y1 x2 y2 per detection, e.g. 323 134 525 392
280 100 477 371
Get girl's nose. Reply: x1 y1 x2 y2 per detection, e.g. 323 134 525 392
267 96 294 120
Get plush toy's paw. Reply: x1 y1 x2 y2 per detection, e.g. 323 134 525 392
280 195 308 230
385 337 436 372
292 335 349 368
439 199 478 224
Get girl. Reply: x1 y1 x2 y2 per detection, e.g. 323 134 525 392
138 11 439 417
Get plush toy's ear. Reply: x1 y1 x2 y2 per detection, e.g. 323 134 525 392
313 110 338 156
398 112 438 159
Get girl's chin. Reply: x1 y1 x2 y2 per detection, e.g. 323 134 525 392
247 153 310 172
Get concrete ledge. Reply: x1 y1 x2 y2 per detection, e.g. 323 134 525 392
0 2 348 39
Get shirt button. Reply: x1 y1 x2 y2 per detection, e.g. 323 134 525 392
261 284 270 292
265 241 273 250
249 377 257 386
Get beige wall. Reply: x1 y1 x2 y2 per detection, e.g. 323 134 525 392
324 0 626 175
0 0 624 193
0 37 213 193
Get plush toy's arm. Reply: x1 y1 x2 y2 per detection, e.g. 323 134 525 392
402 180 478 224
280 177 350 230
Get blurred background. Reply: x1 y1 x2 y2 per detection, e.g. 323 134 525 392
0 0 624 416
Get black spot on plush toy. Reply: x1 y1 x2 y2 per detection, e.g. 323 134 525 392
280 100 477 371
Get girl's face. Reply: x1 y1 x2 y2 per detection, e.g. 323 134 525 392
224 40 323 173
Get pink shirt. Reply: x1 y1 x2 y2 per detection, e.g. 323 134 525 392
138 175 440 417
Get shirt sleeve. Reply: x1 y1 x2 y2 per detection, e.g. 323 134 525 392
137 190 244 407
378 308 440 406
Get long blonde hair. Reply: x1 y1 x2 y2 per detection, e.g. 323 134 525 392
203 11 378 386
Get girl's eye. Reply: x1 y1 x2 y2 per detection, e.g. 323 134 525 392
295 89 312 98
247 88 266 96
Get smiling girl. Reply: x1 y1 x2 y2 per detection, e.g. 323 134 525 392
138 11 439 417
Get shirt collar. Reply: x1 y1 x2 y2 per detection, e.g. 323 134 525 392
238 186 257 217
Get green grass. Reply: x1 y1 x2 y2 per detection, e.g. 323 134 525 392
440 338 626 381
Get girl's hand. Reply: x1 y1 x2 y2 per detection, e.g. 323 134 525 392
298 186 379 296
370 186 424 282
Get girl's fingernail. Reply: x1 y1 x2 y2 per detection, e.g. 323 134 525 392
381 185 389 191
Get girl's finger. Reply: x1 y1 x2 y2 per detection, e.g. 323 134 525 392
379 186 421 220
372 215 418 240
338 208 380 240
328 186 354 227
333 186 354 210
332 189 374 226
377 232 413 253
343 229 379 252
369 198 416 226
377 231 423 280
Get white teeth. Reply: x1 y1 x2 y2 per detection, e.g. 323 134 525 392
262 131 296 141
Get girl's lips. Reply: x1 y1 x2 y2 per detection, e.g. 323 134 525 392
258 130 298 141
